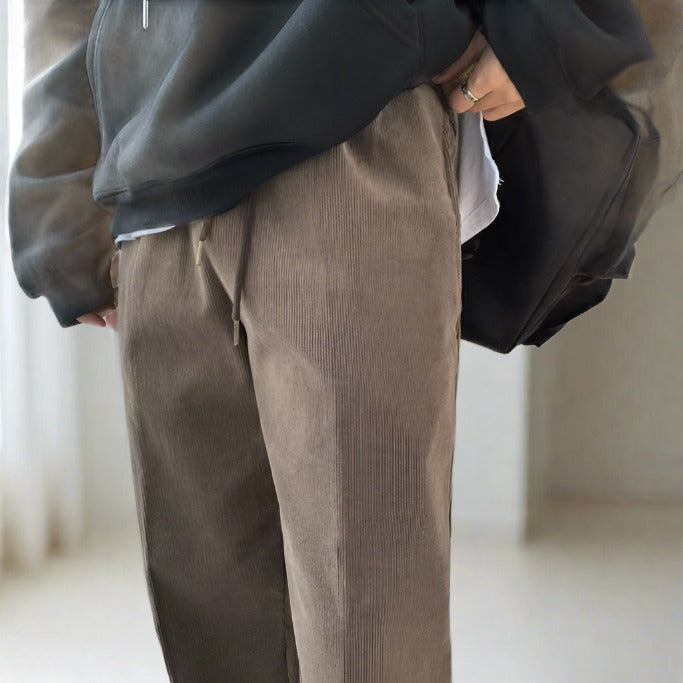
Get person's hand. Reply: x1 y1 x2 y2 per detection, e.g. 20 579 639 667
77 300 118 331
431 30 525 121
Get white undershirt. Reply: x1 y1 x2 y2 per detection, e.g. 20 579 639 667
114 111 500 248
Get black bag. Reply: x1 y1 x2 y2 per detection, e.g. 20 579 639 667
460 88 659 352
459 1 682 353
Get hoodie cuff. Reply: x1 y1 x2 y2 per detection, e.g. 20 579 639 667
47 242 119 328
11 227 119 329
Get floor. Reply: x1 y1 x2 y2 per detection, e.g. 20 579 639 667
1 501 681 682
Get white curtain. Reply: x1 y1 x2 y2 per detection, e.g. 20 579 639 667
0 259 85 571
0 0 85 573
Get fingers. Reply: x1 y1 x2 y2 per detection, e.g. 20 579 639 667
462 91 499 112
481 100 526 121
437 44 525 120
77 312 107 327
448 71 492 114
76 304 117 329
446 47 503 114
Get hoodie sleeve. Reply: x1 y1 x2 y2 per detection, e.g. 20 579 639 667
7 1 118 328
465 0 654 113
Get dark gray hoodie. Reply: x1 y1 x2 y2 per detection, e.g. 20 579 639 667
7 0 652 328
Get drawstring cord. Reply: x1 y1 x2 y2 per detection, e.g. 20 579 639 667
195 191 255 347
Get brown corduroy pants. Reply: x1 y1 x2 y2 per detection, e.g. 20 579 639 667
115 81 462 683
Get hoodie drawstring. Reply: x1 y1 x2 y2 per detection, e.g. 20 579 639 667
195 191 255 347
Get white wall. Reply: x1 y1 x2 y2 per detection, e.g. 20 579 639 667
452 342 530 541
528 182 683 509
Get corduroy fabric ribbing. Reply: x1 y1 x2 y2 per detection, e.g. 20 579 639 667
115 80 462 683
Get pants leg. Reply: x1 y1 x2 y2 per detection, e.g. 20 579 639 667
117 80 461 682
116 229 299 681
